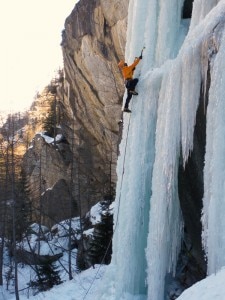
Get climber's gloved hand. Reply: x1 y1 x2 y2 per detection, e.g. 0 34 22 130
139 55 142 59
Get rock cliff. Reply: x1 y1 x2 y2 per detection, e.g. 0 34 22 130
59 0 129 214
20 0 129 227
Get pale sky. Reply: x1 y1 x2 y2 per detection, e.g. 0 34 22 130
0 1 77 113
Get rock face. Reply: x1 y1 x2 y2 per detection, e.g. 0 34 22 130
183 0 194 18
23 133 75 228
60 0 129 215
21 0 129 227
178 88 208 286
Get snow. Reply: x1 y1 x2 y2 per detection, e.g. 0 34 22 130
29 223 49 235
88 202 103 225
18 218 81 257
83 228 94 237
38 132 63 144
87 201 114 225
1 265 107 300
2 265 225 300
176 268 225 300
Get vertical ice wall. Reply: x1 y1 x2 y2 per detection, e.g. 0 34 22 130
146 60 183 300
96 1 225 299
190 0 220 30
126 0 186 70
111 0 187 299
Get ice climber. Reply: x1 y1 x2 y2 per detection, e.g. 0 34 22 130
118 54 142 113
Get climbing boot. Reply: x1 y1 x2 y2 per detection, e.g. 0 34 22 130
123 108 131 113
130 90 138 95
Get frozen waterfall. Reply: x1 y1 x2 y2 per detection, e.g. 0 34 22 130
95 1 225 299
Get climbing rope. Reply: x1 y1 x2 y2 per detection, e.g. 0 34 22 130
82 105 133 300
82 47 145 298
114 110 132 229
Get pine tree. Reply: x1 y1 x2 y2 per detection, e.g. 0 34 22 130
30 260 62 293
42 101 56 138
14 170 32 240
88 201 113 266
42 78 60 139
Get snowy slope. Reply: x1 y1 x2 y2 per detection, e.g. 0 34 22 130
3 266 225 300
176 268 225 300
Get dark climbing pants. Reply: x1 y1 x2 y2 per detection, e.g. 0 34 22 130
124 78 139 109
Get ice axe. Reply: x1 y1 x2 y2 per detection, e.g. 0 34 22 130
135 47 145 60
140 46 145 57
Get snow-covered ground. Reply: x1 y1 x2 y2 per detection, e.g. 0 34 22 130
1 264 107 300
0 201 114 300
2 265 225 300
176 268 225 300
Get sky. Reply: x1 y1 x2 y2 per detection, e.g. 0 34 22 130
0 1 78 113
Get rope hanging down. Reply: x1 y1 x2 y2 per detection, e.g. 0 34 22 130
83 107 133 300
82 46 145 298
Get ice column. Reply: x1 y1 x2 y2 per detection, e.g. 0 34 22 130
146 60 183 300
202 26 225 275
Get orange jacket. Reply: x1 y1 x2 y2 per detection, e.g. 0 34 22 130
121 58 141 80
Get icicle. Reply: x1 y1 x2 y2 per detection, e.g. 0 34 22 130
180 46 201 165
200 23 221 116
146 61 183 300
178 0 225 165
201 39 210 114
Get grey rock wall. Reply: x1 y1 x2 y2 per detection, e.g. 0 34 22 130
21 0 129 227
60 0 129 215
